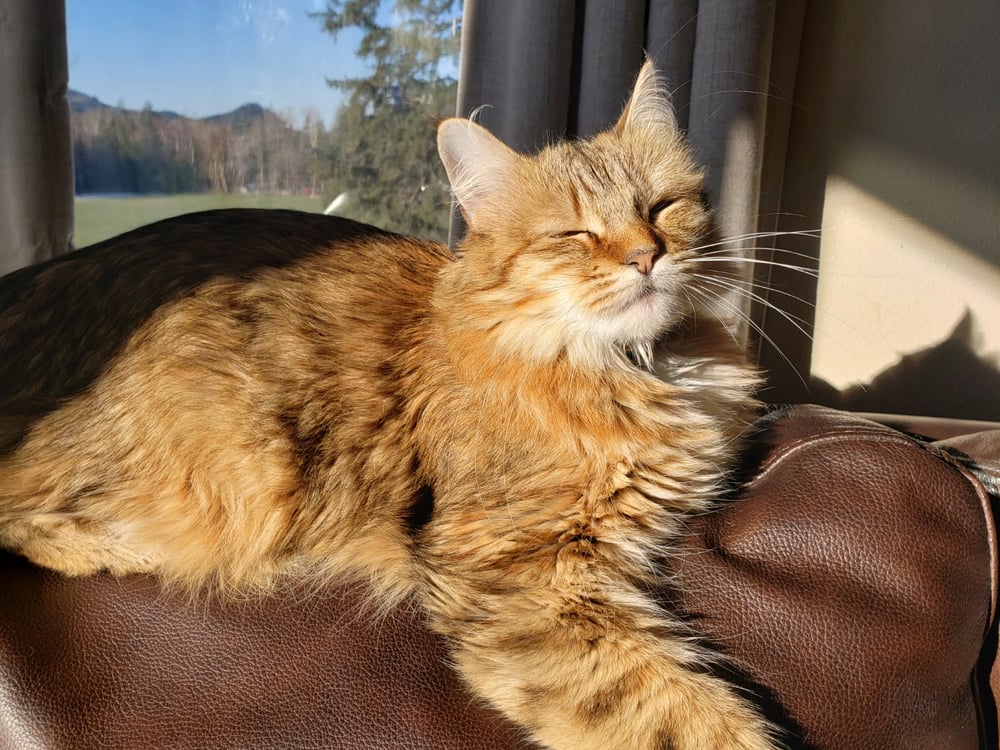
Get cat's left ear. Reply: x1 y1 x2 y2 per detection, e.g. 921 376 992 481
437 117 520 230
615 60 678 135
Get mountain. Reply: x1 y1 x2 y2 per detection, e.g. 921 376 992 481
202 103 268 129
66 89 265 125
67 89 111 113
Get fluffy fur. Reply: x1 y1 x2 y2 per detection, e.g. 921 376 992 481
0 62 776 749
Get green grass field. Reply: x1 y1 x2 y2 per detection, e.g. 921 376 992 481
73 193 326 249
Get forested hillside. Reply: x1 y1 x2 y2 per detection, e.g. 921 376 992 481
70 92 331 198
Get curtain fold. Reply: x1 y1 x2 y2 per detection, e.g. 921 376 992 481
575 0 647 138
456 1 578 153
0 0 74 275
687 0 774 261
752 1 813 401
456 0 806 396
645 1 700 132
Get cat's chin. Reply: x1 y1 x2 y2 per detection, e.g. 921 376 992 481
604 288 683 352
570 317 682 374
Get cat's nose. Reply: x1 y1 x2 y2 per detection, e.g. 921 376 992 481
626 248 658 275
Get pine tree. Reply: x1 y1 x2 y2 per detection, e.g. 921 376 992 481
312 0 462 242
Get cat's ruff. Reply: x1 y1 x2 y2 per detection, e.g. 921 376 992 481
0 62 778 750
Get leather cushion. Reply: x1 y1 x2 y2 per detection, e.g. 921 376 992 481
0 405 995 749
672 405 997 749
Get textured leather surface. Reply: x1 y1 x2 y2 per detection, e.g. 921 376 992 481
0 405 996 750
0 565 530 750
935 426 1000 742
673 406 998 749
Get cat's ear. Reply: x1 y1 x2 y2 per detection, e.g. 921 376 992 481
615 60 678 134
437 117 519 229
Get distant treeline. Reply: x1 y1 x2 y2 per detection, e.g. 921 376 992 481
71 99 332 197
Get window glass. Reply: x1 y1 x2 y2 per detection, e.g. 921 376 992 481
66 0 461 247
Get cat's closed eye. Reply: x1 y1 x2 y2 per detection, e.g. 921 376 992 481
551 229 595 240
649 198 677 220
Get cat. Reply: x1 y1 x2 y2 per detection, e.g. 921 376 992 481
0 62 777 750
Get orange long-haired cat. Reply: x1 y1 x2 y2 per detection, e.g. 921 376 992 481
0 63 778 749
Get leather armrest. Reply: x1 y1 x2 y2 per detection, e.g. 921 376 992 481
673 405 998 749
859 412 1000 442
0 405 996 749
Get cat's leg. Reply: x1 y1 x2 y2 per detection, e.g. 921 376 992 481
417 500 780 750
434 592 779 750
454 606 777 750
0 444 167 577
0 515 161 576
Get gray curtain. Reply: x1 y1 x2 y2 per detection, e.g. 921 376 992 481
457 0 780 236
455 0 808 396
0 0 74 276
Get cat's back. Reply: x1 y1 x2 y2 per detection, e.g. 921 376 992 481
0 209 450 444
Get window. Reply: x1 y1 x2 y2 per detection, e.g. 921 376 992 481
67 0 461 247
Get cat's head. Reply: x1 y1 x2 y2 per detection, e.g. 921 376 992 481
436 61 728 371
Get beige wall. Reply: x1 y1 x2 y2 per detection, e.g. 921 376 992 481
774 0 1000 420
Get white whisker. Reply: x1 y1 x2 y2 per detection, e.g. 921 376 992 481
687 284 809 388
690 229 822 255
691 274 815 343
687 255 820 277
696 245 821 265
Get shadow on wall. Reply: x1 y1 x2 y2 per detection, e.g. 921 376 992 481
809 312 1000 422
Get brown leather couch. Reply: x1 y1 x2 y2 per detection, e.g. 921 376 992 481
1 404 997 750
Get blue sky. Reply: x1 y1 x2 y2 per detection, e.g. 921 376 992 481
66 0 370 125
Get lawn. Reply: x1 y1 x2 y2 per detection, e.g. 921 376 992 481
73 193 326 249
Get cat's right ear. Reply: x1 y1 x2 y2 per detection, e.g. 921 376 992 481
437 118 519 230
615 60 678 135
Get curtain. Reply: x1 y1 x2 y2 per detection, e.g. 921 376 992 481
455 0 808 399
0 0 74 276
